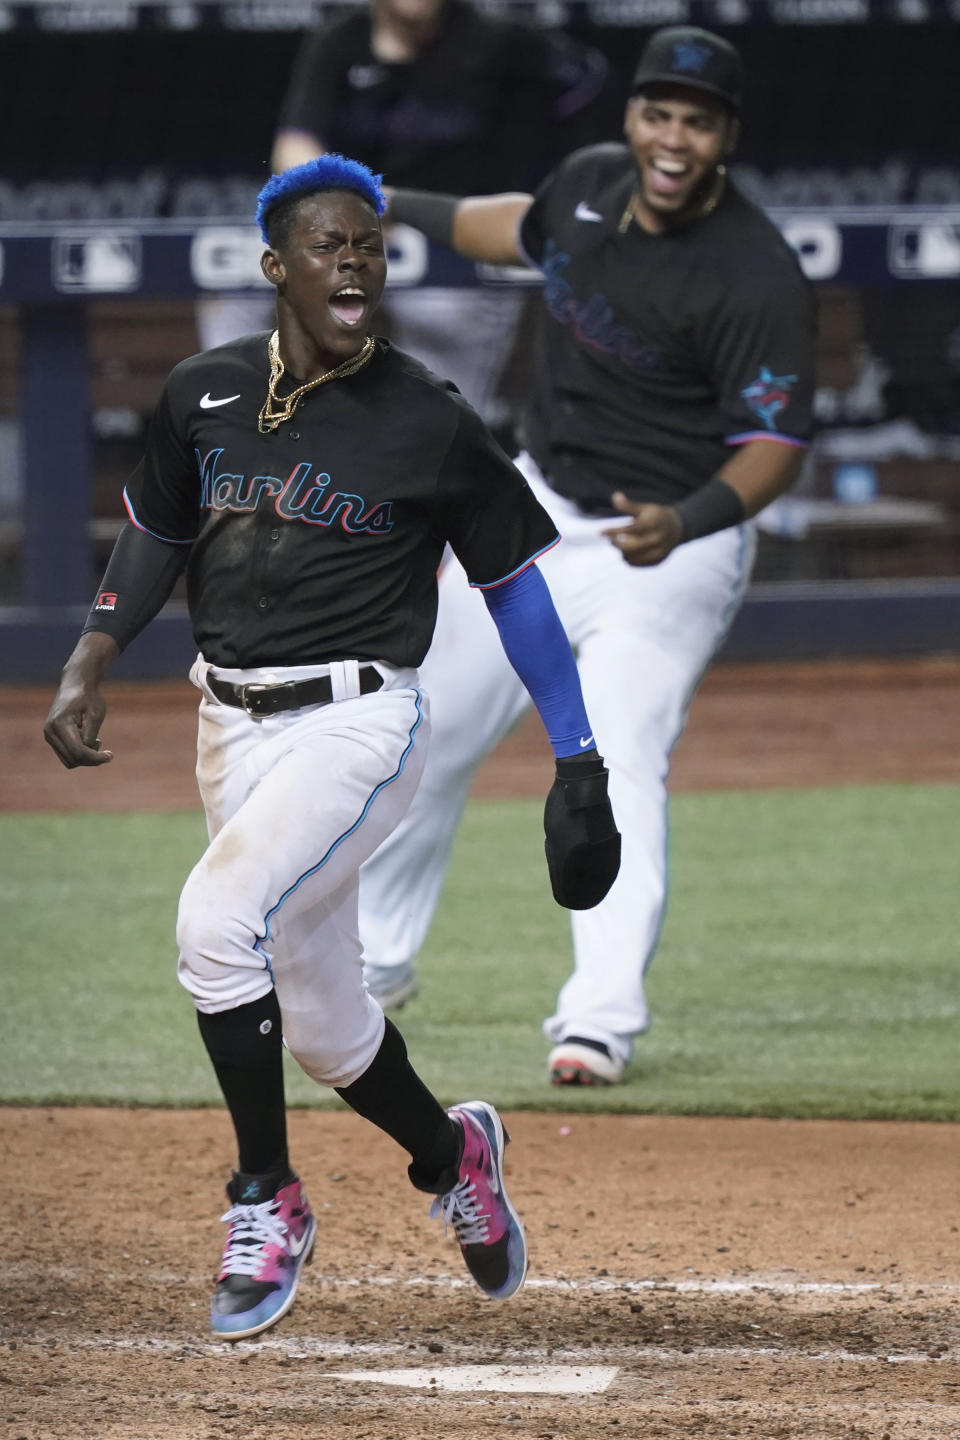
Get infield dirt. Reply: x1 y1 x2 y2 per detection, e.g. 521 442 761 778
4 657 960 1438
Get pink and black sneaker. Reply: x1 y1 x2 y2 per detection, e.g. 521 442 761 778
429 1101 528 1300
210 1169 316 1339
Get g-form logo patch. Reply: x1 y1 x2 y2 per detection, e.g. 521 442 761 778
672 41 713 73
741 367 797 431
94 591 118 611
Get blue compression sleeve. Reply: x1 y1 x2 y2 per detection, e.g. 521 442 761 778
481 564 593 759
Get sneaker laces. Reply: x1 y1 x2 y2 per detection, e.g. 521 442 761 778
219 1198 288 1277
430 1176 491 1245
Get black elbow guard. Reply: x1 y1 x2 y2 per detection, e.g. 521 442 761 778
388 189 459 247
82 522 190 652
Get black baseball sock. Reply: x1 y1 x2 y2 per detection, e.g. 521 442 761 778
336 1019 461 1186
196 990 290 1179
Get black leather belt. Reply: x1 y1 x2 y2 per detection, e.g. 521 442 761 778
208 666 383 717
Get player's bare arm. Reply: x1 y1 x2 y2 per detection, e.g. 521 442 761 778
43 630 119 768
385 189 533 267
716 434 806 514
605 439 805 568
271 129 324 173
452 195 533 265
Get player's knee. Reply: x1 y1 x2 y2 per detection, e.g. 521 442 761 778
283 998 384 1089
176 893 266 1010
177 907 251 966
177 951 273 1012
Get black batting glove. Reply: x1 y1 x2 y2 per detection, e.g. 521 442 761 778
544 749 621 910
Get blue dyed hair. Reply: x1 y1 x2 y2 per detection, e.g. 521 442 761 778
256 154 387 244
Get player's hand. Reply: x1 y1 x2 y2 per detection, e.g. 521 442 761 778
544 749 621 910
602 492 683 566
43 677 113 769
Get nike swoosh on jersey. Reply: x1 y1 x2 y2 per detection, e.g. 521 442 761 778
574 201 603 223
199 392 241 409
348 63 387 88
579 734 595 748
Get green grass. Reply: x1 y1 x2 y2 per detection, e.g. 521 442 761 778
1 784 957 1117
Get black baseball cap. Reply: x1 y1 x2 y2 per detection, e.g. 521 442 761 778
631 26 743 113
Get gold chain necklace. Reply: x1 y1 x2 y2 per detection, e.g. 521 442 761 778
618 164 726 235
258 331 376 433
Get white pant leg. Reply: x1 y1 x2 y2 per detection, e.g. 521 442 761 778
177 677 428 1087
533 492 756 1062
357 560 528 969
361 453 755 1069
383 287 525 419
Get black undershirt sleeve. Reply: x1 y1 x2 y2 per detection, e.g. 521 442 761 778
81 522 191 653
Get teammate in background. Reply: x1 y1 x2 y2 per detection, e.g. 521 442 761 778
198 0 612 420
43 155 619 1339
358 26 818 1081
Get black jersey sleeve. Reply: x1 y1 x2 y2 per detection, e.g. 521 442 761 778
434 402 558 588
700 246 817 448
276 21 350 139
518 165 561 270
122 379 201 543
518 146 620 270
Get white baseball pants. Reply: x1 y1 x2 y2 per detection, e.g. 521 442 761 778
176 657 428 1089
357 454 756 1064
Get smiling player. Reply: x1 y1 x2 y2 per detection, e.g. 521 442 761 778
357 28 818 1083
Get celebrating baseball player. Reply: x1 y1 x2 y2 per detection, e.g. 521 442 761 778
43 154 619 1339
358 26 817 1083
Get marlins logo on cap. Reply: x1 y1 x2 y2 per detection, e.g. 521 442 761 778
631 26 743 112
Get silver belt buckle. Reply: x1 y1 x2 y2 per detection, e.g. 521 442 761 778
240 683 271 716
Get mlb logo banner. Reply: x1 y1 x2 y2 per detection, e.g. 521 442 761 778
53 233 142 293
888 223 960 279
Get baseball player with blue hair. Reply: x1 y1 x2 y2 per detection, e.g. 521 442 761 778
44 154 619 1339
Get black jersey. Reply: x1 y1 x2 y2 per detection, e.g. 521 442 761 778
277 0 598 194
518 144 817 514
123 336 558 669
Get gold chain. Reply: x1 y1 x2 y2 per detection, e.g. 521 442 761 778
258 331 376 433
618 164 726 235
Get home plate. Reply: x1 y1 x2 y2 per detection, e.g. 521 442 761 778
330 1365 618 1394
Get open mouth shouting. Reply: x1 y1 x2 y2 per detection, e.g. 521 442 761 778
646 157 691 200
329 284 368 328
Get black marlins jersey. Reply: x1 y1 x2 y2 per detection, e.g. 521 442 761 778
123 336 558 669
519 144 817 513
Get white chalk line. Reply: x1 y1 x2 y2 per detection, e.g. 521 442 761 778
5 1261 957 1298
